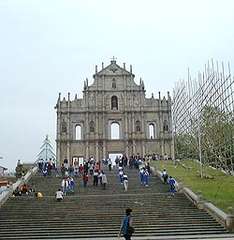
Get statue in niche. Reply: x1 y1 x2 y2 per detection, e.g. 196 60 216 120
128 96 131 107
112 79 116 89
90 121 95 133
163 120 169 132
89 93 95 106
61 120 67 133
136 120 141 132
134 94 139 106
111 96 118 110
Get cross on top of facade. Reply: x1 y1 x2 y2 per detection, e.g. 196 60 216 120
111 56 117 62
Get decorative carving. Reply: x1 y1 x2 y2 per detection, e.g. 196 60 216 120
134 94 139 106
55 59 172 166
163 120 169 132
110 67 118 73
90 121 95 132
112 79 116 88
111 96 118 110
89 93 95 106
136 121 141 132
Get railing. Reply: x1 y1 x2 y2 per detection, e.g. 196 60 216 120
150 166 234 232
0 166 38 208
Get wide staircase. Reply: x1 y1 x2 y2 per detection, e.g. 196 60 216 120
0 166 232 239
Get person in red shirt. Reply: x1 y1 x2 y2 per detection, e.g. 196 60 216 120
78 164 84 176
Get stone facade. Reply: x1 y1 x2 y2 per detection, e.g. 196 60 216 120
55 59 173 165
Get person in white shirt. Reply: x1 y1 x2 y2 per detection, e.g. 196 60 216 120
139 168 144 185
162 169 168 184
55 188 63 201
119 169 124 184
123 173 128 191
61 178 69 195
101 172 108 190
99 171 103 185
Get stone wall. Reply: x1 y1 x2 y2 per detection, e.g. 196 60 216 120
55 60 173 165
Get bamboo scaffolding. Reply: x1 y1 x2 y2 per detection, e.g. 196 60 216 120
172 60 234 175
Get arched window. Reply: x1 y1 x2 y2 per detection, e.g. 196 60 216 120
111 122 120 139
163 120 169 132
112 79 116 89
75 125 81 140
149 124 155 139
89 121 95 133
136 120 141 132
111 96 118 110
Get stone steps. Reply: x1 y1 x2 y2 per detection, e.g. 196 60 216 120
30 169 167 196
0 166 231 239
0 230 229 240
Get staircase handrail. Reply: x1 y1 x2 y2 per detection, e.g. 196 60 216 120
0 166 38 208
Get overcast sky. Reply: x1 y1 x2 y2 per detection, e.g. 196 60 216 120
0 0 234 171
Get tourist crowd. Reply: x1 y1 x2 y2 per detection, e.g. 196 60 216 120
35 154 176 201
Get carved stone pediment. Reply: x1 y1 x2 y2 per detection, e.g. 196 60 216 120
96 61 132 76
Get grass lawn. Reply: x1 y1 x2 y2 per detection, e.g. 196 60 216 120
152 159 234 213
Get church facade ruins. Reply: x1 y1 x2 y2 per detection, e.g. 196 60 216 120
55 59 173 165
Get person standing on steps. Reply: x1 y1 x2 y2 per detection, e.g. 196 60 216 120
119 208 134 240
61 177 68 195
101 171 108 190
139 167 144 185
99 170 103 185
162 169 168 184
146 162 151 175
143 169 149 187
168 176 176 195
108 158 112 171
123 173 128 191
83 172 88 187
93 169 99 186
119 167 124 184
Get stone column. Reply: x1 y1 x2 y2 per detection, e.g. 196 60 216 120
56 93 61 166
56 142 60 166
103 112 106 160
125 113 129 157
161 140 165 157
56 118 61 165
85 142 89 160
158 92 164 157
124 94 128 156
95 103 99 161
124 112 128 139
141 105 145 156
95 142 99 162
67 92 71 164
85 110 89 160
103 143 106 160
102 76 106 160
142 142 146 157
132 112 135 139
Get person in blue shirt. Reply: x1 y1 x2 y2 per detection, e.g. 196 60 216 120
143 169 149 187
168 176 176 194
139 167 144 185
119 208 134 240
